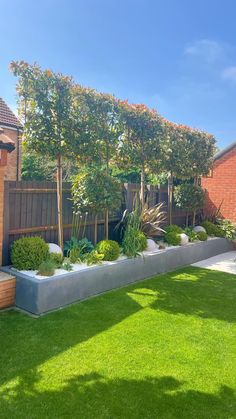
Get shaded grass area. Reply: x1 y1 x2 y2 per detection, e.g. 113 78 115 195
0 266 236 418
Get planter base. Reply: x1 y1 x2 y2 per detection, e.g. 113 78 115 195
0 272 16 309
0 238 233 316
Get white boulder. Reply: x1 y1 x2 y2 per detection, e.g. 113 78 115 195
193 226 206 234
180 233 189 246
146 239 158 251
48 243 63 255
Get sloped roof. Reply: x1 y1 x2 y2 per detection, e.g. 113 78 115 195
0 97 22 129
0 128 15 152
214 141 236 161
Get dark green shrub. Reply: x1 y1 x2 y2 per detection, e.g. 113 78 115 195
62 259 73 271
49 252 64 268
197 231 208 241
202 221 225 237
69 247 81 264
165 224 183 234
11 236 49 270
165 232 181 246
185 227 198 242
37 259 55 276
96 240 120 261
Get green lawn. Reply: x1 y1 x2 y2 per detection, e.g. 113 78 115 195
0 267 236 419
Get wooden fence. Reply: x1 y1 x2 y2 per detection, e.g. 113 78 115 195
2 181 188 264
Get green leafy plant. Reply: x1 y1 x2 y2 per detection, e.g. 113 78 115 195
37 259 55 276
174 183 205 227
122 227 147 257
96 240 120 261
197 231 208 241
201 221 225 237
184 227 198 242
85 250 104 266
165 232 181 246
49 253 64 268
216 219 235 240
137 231 148 251
165 224 183 234
62 260 73 271
11 236 49 270
65 237 94 262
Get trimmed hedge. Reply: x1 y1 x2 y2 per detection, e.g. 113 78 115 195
96 240 120 261
11 236 49 270
165 232 181 246
201 221 225 237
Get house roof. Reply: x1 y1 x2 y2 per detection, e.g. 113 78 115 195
0 97 22 129
214 141 236 161
0 128 15 152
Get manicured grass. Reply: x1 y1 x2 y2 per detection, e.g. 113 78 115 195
0 267 236 418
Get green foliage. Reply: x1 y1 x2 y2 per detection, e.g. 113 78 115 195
165 232 181 246
165 224 183 234
11 236 49 270
136 231 148 251
64 237 94 257
37 260 55 277
174 184 205 213
69 247 82 264
184 228 198 242
201 221 225 237
49 253 64 268
122 227 147 257
216 219 236 240
72 167 122 214
197 231 208 241
85 250 104 266
62 260 73 271
96 240 120 261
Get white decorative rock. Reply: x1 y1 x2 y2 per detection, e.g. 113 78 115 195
180 233 189 246
48 243 63 255
193 226 206 234
146 239 158 251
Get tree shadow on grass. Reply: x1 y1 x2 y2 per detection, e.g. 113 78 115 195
130 267 236 323
1 371 235 418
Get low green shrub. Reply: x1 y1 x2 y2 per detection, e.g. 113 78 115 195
69 247 81 264
197 231 208 241
217 219 236 239
49 252 64 268
96 240 120 261
85 250 104 266
137 231 148 251
185 228 198 242
37 260 55 276
165 224 183 234
202 221 225 237
62 260 73 271
165 231 181 246
11 236 49 270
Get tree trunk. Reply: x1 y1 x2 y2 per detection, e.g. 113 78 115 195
140 166 145 208
104 208 109 240
186 212 188 228
94 214 98 244
168 173 173 225
56 154 64 250
193 210 196 227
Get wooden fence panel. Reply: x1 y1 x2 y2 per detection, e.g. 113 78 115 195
2 181 189 264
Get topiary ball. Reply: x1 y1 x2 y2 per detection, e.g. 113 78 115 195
11 236 49 270
96 240 120 261
165 224 183 234
137 231 148 251
165 231 181 246
197 231 208 241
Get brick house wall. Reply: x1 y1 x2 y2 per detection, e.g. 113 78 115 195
201 145 236 223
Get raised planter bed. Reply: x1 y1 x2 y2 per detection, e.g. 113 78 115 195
0 238 233 315
0 272 16 309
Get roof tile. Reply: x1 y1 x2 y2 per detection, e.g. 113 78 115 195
0 97 22 128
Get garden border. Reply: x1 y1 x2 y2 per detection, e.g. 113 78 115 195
0 238 233 315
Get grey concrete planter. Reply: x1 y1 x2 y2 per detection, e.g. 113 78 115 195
0 238 233 315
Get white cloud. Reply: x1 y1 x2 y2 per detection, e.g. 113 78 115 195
184 39 224 63
222 66 236 82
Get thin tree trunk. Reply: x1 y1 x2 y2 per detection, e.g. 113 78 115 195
140 166 145 208
193 210 196 227
186 212 188 228
168 172 173 225
56 154 64 250
94 214 98 244
104 208 109 240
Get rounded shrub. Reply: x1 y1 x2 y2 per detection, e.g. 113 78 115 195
49 252 64 268
165 232 181 246
11 236 49 270
165 224 183 234
37 260 55 276
96 240 120 261
137 231 148 251
197 231 208 241
201 221 225 237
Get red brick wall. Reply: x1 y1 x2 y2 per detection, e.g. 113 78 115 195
202 147 236 223
1 127 21 181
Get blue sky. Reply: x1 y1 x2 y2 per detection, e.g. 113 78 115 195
1 0 236 148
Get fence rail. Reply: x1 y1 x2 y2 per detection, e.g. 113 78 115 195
2 180 188 264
